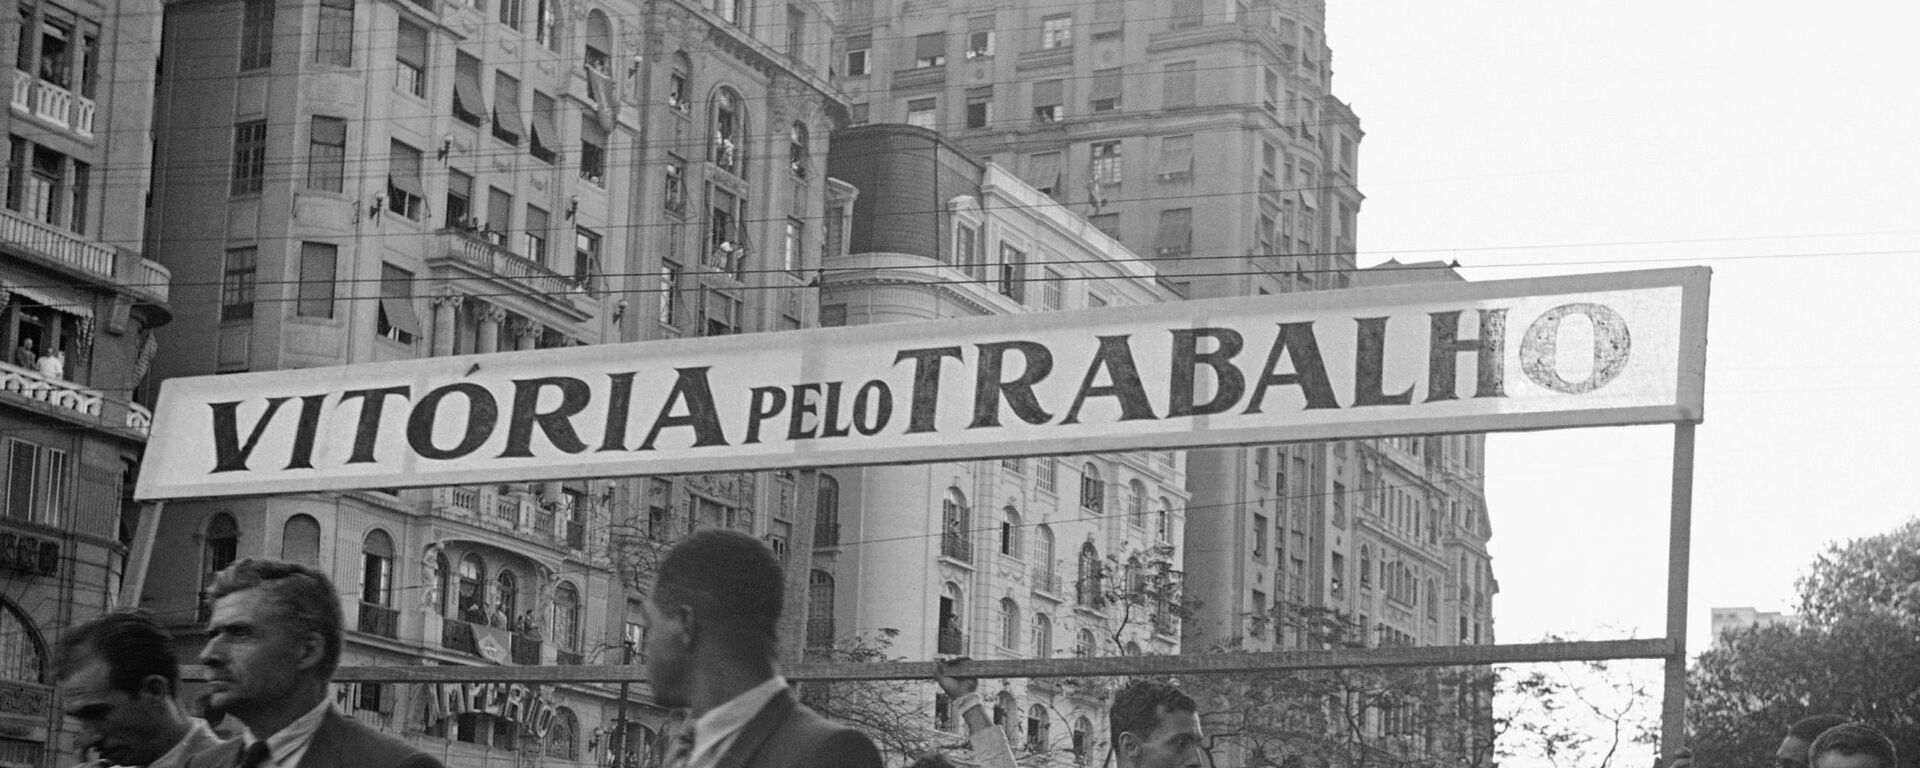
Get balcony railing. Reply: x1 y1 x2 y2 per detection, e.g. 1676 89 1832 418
434 229 584 297
565 519 585 549
0 206 115 279
941 532 972 562
554 649 583 665
937 627 967 655
806 617 836 648
511 633 542 665
0 362 103 418
441 617 479 655
813 522 840 548
358 602 399 639
10 70 94 136
1030 567 1062 595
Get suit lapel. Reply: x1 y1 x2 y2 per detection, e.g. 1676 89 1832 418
712 689 795 768
296 712 343 768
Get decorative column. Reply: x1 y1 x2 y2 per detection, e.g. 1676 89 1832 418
478 304 507 353
513 319 544 351
430 289 464 357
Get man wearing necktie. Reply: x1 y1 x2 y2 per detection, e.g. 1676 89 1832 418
183 559 443 768
644 530 883 768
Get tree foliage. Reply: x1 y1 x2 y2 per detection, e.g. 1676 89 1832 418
1499 643 1659 768
1688 518 1920 767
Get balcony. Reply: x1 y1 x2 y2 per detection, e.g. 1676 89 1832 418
10 70 95 137
1030 567 1062 596
357 602 399 639
441 617 479 655
430 229 590 310
565 519 585 549
511 633 542 665
806 617 836 649
940 531 972 562
554 649 583 665
813 522 840 548
0 207 114 280
937 627 967 655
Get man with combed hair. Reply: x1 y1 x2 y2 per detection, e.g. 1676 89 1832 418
1808 722 1897 768
56 610 226 768
643 529 882 768
1779 714 1852 768
1109 680 1207 768
185 558 442 768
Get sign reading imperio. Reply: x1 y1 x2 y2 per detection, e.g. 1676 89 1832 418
135 268 1708 501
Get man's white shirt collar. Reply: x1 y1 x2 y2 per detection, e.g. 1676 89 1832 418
687 677 787 768
242 698 332 768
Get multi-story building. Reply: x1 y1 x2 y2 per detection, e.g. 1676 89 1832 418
815 124 1187 763
1710 606 1799 644
0 0 173 763
140 0 841 764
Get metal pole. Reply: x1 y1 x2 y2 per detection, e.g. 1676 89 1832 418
613 640 634 768
1659 422 1697 760
118 501 164 608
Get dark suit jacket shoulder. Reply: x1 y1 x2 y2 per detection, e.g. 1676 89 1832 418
717 689 882 768
184 712 442 768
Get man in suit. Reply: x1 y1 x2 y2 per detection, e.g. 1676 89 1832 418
1780 714 1851 768
1109 680 1207 768
56 610 226 768
187 559 442 768
644 529 882 768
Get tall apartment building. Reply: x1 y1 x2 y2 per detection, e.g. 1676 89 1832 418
815 124 1188 762
141 0 842 763
0 0 172 763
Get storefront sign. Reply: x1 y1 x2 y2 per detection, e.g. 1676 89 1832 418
136 268 1708 500
420 681 558 738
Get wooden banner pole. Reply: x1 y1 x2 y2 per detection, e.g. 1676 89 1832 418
1659 422 1698 761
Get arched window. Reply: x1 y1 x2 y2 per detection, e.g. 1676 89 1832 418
281 514 321 566
1126 555 1146 598
1359 545 1372 587
1074 628 1095 658
1075 542 1103 607
1030 613 1052 659
789 121 809 177
668 52 692 112
1123 640 1142 656
1072 716 1093 760
1127 480 1146 528
1025 704 1050 752
583 11 612 76
1079 463 1103 513
458 554 486 624
938 582 964 654
814 473 840 547
360 529 394 606
1426 579 1438 619
431 551 451 615
0 600 44 683
806 570 835 648
1035 525 1056 588
996 691 1018 740
546 707 578 759
493 568 518 625
1156 498 1172 540
710 87 745 175
553 581 581 650
941 487 970 561
999 598 1020 651
201 513 239 619
999 506 1022 557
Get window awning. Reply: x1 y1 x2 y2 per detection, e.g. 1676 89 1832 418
379 295 421 338
915 33 945 61
1090 69 1122 101
2 281 90 318
1032 79 1063 106
396 22 427 68
530 102 559 150
388 145 425 199
454 62 487 116
1154 211 1192 253
1157 139 1193 176
493 92 526 139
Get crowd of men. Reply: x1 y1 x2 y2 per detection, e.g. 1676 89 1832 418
52 528 1896 768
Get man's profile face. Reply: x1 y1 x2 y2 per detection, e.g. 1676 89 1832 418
58 655 172 766
1123 706 1206 768
642 593 689 708
199 587 314 721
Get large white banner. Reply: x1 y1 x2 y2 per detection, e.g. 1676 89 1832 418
136 267 1708 500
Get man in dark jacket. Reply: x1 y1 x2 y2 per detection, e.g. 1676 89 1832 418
186 559 442 768
644 530 882 768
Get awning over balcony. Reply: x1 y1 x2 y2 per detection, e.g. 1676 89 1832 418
1 279 90 318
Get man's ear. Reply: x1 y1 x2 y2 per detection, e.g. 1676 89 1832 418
1118 731 1142 758
295 630 328 671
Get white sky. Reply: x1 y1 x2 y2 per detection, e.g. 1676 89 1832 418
1325 2 1920 650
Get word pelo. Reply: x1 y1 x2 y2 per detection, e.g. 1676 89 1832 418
203 301 1631 474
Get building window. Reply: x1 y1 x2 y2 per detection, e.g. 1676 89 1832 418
1359 545 1372 588
492 71 524 145
1040 268 1063 310
1079 463 1102 513
906 98 937 129
1090 140 1122 186
814 473 840 547
1089 68 1121 112
1032 79 1063 122
844 34 870 77
1171 0 1202 29
1075 542 1102 607
446 170 473 228
953 222 983 279
485 187 512 243
966 26 994 59
914 32 946 68
524 206 550 264
702 289 741 336
783 218 804 274
1127 480 1146 528
279 515 321 566
315 0 353 66
395 20 428 96
580 120 607 186
239 0 275 70
1035 524 1056 584
306 117 346 192
711 88 744 175
806 570 835 647
456 554 485 623
940 487 970 562
530 91 558 164
551 582 580 650
387 141 425 219
1027 151 1061 197
5 439 70 525
453 52 486 126
663 158 688 215
230 121 267 195
1163 61 1196 109
1252 513 1268 558
999 598 1020 651
1040 14 1071 49
1030 614 1051 660
658 258 683 326
297 242 337 318
534 0 557 48
220 247 257 321
377 264 421 344
1154 207 1193 257
997 243 1025 302
573 228 601 291
999 506 1022 557
1035 458 1056 492
200 514 239 618
965 88 993 128
360 530 394 606
788 121 809 177
498 0 523 30
706 187 744 276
